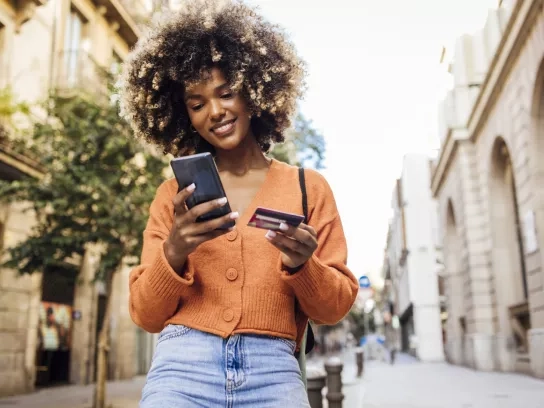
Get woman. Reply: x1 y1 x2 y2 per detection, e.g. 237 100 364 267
118 0 358 406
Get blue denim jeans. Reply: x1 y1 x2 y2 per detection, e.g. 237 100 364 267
140 324 310 407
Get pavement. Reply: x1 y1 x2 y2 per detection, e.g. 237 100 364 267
1 350 543 408
360 353 544 408
0 377 144 408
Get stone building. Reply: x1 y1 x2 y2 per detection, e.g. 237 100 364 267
0 0 155 396
432 0 544 377
382 154 444 362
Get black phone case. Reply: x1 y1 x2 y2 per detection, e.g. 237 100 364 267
170 152 235 230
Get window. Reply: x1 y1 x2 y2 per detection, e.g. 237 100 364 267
63 9 90 87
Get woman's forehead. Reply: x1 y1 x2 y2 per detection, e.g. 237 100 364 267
185 67 227 92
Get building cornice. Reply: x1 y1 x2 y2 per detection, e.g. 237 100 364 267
93 0 141 48
431 0 541 197
431 128 466 196
468 0 543 142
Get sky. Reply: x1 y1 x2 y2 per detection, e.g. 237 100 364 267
245 0 500 285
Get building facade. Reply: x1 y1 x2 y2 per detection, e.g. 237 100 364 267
383 154 445 362
433 0 544 377
0 0 155 396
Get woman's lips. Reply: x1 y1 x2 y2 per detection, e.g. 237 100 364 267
211 119 237 137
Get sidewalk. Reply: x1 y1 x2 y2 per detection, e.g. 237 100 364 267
361 354 544 408
0 377 145 408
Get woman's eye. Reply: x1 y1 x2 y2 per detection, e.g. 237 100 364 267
220 93 233 99
191 104 203 111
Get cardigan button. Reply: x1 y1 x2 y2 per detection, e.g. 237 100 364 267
226 268 238 281
226 230 238 241
223 308 234 322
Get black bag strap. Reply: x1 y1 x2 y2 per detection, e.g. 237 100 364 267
298 167 308 223
297 167 315 355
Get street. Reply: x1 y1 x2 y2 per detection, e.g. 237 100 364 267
359 353 544 408
2 351 543 408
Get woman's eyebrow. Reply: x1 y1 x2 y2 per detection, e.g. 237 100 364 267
184 83 230 101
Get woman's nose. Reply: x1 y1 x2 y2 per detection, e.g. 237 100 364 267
209 100 226 119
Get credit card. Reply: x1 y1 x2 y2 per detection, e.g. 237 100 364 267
247 207 305 231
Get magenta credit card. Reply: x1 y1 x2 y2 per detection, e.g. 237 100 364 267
247 207 305 231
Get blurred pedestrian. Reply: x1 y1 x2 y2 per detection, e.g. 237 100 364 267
118 0 358 406
384 314 399 364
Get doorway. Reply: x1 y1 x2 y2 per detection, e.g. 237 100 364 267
35 264 77 387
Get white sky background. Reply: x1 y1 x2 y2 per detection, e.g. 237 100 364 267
246 0 499 285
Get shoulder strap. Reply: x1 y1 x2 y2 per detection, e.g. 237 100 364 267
296 167 315 362
298 167 308 223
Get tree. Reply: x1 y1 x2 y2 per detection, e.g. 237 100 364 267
269 112 326 169
0 91 166 408
0 87 30 142
0 87 29 118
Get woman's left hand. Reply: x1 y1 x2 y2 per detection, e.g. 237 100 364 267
265 223 318 269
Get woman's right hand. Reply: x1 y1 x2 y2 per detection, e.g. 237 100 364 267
164 183 239 274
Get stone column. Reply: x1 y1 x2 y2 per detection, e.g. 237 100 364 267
529 328 544 378
70 245 101 385
110 259 136 380
0 202 41 396
457 142 496 370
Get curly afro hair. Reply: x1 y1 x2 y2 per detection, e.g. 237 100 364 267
117 0 306 156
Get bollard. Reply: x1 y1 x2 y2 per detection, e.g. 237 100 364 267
355 347 364 377
306 366 326 408
325 357 344 408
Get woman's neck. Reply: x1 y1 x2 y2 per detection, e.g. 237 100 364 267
215 136 270 176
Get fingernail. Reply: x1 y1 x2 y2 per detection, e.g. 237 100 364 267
279 222 288 231
187 183 196 192
230 211 239 220
265 230 276 239
217 197 227 205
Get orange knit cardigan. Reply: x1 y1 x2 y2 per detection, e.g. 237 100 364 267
129 159 359 350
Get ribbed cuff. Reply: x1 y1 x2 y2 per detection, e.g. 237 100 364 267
279 254 327 300
146 242 194 300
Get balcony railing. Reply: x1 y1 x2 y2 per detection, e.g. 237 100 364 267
54 50 112 100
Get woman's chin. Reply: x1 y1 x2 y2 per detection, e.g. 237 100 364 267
212 135 246 152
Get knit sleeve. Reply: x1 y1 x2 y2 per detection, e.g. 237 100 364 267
279 170 358 325
128 180 195 333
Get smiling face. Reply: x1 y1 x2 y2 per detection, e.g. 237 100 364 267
184 67 253 152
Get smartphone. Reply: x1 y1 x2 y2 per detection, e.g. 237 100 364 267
247 207 305 231
170 152 235 230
